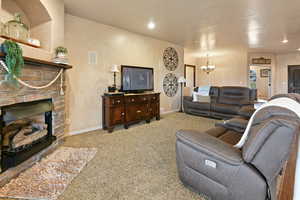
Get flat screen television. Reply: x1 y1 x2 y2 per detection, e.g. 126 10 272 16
121 65 154 93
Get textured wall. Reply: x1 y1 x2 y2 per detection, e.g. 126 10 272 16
64 14 184 134
275 53 300 94
197 48 248 87
40 0 65 50
0 64 66 138
0 0 64 54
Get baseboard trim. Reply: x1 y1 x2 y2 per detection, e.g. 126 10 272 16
68 126 102 136
161 109 180 115
68 110 179 136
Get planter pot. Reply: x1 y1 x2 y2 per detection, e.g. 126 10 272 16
0 44 4 54
57 52 66 59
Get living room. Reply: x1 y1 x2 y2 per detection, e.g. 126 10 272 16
0 0 299 200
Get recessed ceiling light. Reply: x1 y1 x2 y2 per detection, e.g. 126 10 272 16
282 39 289 43
148 21 156 30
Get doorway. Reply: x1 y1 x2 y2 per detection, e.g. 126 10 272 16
249 65 271 100
184 64 196 87
288 65 300 93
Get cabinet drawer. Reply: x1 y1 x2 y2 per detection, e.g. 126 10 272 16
109 97 124 106
125 96 148 104
138 96 149 103
125 96 138 104
149 94 159 102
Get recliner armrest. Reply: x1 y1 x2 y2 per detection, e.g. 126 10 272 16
176 130 243 165
216 118 248 133
238 105 255 118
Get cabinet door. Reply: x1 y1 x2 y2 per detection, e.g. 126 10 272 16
150 102 159 117
126 105 146 122
110 106 125 125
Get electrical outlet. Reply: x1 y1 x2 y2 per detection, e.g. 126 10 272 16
88 51 98 65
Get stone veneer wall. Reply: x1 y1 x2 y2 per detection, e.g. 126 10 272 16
0 63 66 139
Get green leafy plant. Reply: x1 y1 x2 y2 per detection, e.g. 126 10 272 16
55 46 68 55
1 40 24 86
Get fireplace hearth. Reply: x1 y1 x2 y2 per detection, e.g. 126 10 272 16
0 99 56 172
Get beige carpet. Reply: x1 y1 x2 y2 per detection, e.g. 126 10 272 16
0 113 217 200
0 147 97 200
58 113 217 200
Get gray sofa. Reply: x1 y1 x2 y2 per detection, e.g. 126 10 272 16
183 86 257 119
176 94 300 200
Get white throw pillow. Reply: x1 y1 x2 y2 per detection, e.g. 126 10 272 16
193 92 211 103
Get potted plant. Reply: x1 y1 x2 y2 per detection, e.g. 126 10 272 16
55 46 68 58
0 40 24 86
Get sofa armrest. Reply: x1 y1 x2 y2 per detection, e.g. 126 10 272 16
176 130 243 166
183 96 193 102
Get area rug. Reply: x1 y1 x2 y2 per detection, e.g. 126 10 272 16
0 147 97 200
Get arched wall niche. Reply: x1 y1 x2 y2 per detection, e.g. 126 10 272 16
1 0 52 51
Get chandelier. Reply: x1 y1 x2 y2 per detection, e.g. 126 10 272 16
201 54 215 74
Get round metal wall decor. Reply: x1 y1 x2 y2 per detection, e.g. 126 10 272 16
163 73 178 97
163 47 179 71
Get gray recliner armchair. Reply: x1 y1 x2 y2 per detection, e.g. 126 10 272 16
176 106 300 200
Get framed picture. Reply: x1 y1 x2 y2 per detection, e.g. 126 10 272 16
260 69 270 77
252 57 272 65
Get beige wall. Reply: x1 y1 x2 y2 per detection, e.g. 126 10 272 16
184 48 198 66
40 0 64 50
1 0 30 25
64 14 184 134
197 48 248 87
184 50 300 96
275 53 300 94
0 0 64 54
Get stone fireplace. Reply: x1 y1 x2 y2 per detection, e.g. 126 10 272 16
0 53 71 176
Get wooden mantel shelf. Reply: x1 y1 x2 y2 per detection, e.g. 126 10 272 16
0 53 72 69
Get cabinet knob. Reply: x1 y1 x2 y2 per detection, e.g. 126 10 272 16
131 99 135 102
143 98 147 101
117 100 121 103
121 112 125 116
137 110 141 113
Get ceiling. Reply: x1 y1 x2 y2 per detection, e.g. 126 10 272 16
64 0 300 55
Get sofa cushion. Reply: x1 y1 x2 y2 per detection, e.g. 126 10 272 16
218 87 250 105
211 103 241 115
184 96 211 111
218 130 242 145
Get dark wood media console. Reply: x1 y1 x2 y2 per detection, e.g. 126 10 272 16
102 93 160 133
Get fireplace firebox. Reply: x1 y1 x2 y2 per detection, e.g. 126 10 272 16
0 99 56 172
